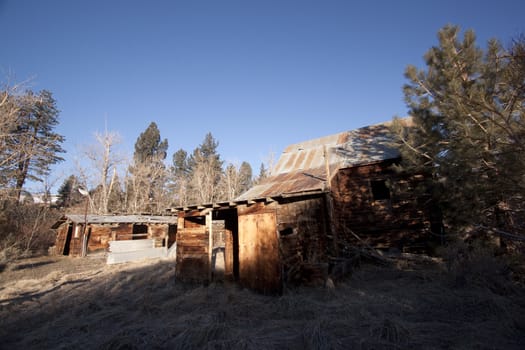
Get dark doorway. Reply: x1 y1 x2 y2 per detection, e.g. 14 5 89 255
213 208 239 282
168 224 177 247
63 225 73 255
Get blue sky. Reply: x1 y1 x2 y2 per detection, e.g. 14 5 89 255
1 0 524 192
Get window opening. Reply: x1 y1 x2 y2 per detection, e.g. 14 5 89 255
371 180 390 200
132 224 148 239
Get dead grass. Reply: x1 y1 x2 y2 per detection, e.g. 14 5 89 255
0 254 524 349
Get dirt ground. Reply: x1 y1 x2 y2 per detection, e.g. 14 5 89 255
1 253 524 349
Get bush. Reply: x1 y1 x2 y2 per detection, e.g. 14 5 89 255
439 237 519 294
0 200 61 264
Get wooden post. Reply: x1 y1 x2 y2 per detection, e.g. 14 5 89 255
81 196 89 257
208 210 213 282
324 145 338 256
324 145 331 191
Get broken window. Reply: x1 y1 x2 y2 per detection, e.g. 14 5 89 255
132 224 148 239
371 180 390 200
279 227 294 236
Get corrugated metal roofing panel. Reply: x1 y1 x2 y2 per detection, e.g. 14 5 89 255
273 132 345 174
236 118 408 201
236 167 330 200
62 214 178 225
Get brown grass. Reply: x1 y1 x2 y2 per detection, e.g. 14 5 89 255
1 253 524 349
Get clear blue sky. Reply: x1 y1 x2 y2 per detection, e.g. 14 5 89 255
1 0 524 192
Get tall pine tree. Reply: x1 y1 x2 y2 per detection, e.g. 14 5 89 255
170 148 190 206
188 132 224 204
1 90 65 199
127 122 168 213
56 174 84 208
393 25 525 235
133 122 168 163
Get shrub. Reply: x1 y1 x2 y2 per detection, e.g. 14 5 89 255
439 236 518 294
0 200 61 264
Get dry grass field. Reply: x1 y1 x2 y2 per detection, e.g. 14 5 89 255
1 253 524 349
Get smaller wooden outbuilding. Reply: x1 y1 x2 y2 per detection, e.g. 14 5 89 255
51 214 177 257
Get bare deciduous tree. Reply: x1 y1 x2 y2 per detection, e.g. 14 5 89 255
125 160 169 214
221 161 253 200
0 79 35 199
190 149 222 204
77 129 125 214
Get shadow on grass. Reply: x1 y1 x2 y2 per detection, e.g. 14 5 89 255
0 258 524 349
12 260 56 271
1 278 92 305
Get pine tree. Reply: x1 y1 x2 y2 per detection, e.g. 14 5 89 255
188 132 224 204
56 175 83 208
170 148 190 206
127 122 169 213
221 161 253 200
133 122 168 163
1 90 65 199
254 162 268 185
393 25 525 235
238 161 253 194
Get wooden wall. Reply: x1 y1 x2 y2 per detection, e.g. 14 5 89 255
87 225 114 253
176 198 327 292
55 223 82 256
235 196 328 291
331 161 435 250
55 221 174 256
54 224 69 255
172 161 440 292
274 197 328 285
175 213 210 282
175 210 238 284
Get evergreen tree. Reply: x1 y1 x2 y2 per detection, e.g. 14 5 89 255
2 90 65 199
133 122 168 163
238 161 253 193
220 161 253 200
254 162 268 185
172 149 190 178
170 148 190 206
188 132 224 203
392 25 525 235
56 175 83 208
127 122 169 213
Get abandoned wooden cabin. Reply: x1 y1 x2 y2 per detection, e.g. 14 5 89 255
52 214 178 257
172 119 442 293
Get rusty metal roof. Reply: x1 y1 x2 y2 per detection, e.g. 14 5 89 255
53 214 178 228
236 119 407 201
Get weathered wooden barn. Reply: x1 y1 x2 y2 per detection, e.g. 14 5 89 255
52 214 178 256
172 119 441 293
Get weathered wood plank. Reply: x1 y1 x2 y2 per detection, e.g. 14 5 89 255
238 212 281 294
180 227 207 234
177 245 208 254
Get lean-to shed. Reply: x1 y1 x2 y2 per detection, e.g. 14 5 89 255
172 118 441 293
52 214 178 256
